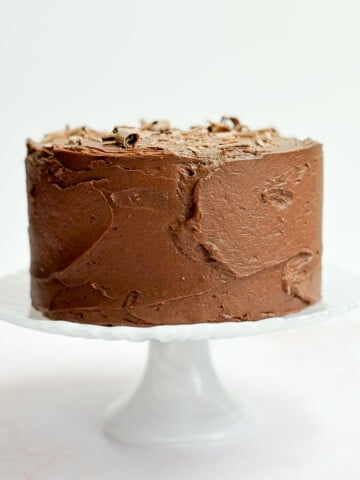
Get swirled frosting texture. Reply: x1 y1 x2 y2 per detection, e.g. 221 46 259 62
26 121 323 326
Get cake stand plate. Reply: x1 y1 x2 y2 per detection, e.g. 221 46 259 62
0 265 359 448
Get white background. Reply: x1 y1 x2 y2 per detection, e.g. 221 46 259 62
0 0 359 478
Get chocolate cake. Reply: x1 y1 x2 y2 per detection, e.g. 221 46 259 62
26 118 323 326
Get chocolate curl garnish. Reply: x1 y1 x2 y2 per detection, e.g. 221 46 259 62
218 141 252 149
257 127 279 141
207 121 231 133
208 116 249 133
221 116 249 132
102 127 140 148
113 127 140 147
140 119 171 132
67 135 84 146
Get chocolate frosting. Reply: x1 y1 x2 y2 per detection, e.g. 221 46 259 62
26 120 323 326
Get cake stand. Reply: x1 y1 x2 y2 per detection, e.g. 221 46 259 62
0 265 359 448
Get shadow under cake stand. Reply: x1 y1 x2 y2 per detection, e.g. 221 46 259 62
0 265 359 448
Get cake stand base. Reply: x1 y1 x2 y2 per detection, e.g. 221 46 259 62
104 340 254 448
0 266 360 448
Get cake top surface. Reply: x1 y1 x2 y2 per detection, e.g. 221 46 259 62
29 117 317 160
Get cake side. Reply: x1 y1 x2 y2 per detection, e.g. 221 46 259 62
26 119 323 326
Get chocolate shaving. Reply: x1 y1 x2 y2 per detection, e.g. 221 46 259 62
187 147 199 156
66 135 83 146
218 141 252 149
207 121 231 133
140 119 170 132
220 116 249 132
208 116 249 133
255 138 267 147
258 127 278 136
242 147 261 154
102 127 140 148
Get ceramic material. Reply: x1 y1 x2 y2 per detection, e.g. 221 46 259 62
105 340 255 447
0 266 359 448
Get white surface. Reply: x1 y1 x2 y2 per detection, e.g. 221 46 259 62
104 340 255 448
0 266 359 342
1 265 359 451
1 310 360 479
0 267 360 464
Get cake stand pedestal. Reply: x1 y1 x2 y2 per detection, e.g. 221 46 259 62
0 266 359 448
105 339 253 447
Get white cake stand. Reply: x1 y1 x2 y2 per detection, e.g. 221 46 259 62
0 265 359 448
